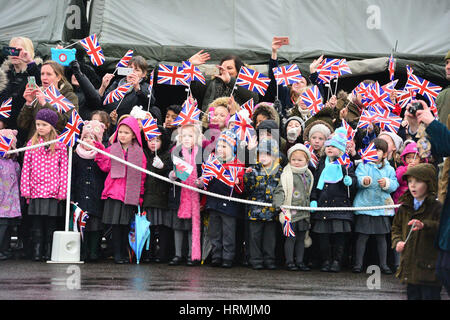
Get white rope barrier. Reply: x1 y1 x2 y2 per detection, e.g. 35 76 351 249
76 140 401 212
6 138 402 211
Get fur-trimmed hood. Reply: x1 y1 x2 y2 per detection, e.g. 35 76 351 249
0 57 43 94
252 102 280 127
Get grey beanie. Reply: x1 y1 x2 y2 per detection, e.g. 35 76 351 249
287 143 311 162
258 137 279 157
378 131 403 151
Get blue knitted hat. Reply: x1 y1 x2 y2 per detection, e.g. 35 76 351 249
324 127 347 152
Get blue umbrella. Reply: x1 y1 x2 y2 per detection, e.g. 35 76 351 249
128 206 150 264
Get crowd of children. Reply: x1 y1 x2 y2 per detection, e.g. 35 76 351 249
0 36 448 300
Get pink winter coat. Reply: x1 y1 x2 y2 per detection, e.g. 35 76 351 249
392 165 408 204
20 138 68 200
94 117 147 205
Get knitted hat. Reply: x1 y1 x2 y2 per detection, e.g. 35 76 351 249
0 129 18 150
258 137 279 157
285 116 305 130
287 143 311 162
36 108 58 127
303 120 333 142
324 127 347 152
378 131 403 151
217 130 237 150
81 120 105 142
445 50 450 61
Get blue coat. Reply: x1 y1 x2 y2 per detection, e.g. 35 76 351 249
426 120 450 252
353 160 399 216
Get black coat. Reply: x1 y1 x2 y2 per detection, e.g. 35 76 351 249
0 60 41 147
142 149 172 209
73 72 102 120
71 152 107 218
205 177 243 218
102 77 154 119
310 158 357 222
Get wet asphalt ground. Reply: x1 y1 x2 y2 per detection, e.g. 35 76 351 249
3 259 447 300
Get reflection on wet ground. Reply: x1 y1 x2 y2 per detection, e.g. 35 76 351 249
0 260 446 300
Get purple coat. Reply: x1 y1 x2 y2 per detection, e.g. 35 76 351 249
0 157 21 218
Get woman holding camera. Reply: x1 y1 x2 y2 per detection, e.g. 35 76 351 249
0 37 42 147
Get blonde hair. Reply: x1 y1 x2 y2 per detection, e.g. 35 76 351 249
176 123 203 146
202 97 238 129
31 125 58 153
9 37 35 60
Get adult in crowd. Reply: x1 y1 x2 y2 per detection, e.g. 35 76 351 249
0 37 42 147
188 51 259 111
18 60 78 140
406 98 450 296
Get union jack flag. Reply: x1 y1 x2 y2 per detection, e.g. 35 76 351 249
148 70 154 93
235 66 270 96
116 49 133 68
80 34 105 66
201 156 235 187
358 142 379 164
366 82 395 113
304 142 319 168
381 79 398 94
341 119 356 141
272 64 303 86
281 209 295 238
57 110 84 147
368 105 390 119
357 109 378 129
0 135 12 157
352 82 370 105
333 153 353 169
78 209 89 240
397 89 416 110
375 114 402 134
43 85 76 113
406 65 414 76
141 115 161 141
0 97 12 119
404 74 442 109
172 98 201 126
182 61 206 85
103 82 132 105
240 98 255 118
337 59 352 76
157 64 189 86
300 85 324 115
316 58 340 83
388 54 395 81
233 112 255 144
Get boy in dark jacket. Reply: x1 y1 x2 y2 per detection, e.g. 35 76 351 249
391 163 442 300
203 130 244 268
244 138 282 270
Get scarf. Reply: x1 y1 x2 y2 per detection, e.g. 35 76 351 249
110 141 143 205
177 145 201 261
317 156 343 190
75 143 97 159
280 164 310 210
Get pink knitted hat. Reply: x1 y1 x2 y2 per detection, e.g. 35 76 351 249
0 129 18 150
81 120 105 142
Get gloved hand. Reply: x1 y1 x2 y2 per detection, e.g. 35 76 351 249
310 200 317 213
152 156 164 169
169 170 177 181
343 175 352 186
93 141 105 151
69 60 81 76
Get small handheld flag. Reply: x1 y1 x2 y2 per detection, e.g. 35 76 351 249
235 66 270 96
116 49 133 68
80 34 105 67
281 209 295 238
0 97 12 119
240 98 255 119
157 64 190 86
300 86 324 116
272 64 303 87
43 85 76 113
182 61 206 85
141 116 161 141
103 83 133 105
358 142 379 164
172 98 201 126
57 110 84 147
0 135 12 157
